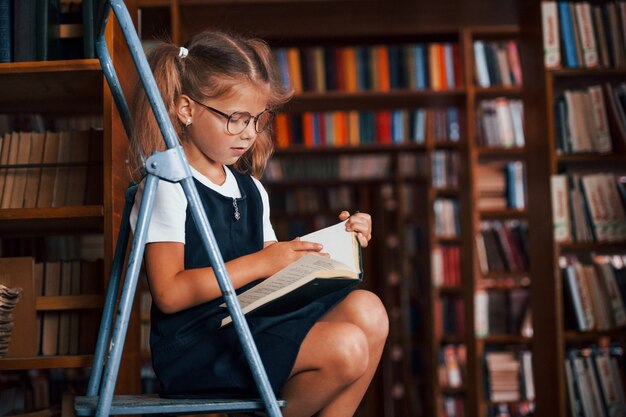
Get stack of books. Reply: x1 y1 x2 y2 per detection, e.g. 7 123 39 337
0 284 22 358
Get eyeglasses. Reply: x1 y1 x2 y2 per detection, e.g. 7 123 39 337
187 96 274 135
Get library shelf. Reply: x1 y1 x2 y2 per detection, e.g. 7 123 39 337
0 356 94 371
35 295 104 311
0 206 104 235
478 208 527 219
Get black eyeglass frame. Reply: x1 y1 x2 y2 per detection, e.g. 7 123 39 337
186 95 274 134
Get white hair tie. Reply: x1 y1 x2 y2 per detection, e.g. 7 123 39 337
178 47 189 58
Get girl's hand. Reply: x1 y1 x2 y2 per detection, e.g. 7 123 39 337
258 238 325 276
339 210 372 247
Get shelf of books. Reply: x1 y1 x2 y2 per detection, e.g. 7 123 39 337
0 1 140 416
265 29 473 417
465 26 536 417
520 1 626 416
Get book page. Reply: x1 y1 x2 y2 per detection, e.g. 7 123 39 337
300 220 359 272
236 254 355 309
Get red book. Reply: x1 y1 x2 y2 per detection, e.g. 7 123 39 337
376 110 392 143
302 112 315 147
273 113 290 148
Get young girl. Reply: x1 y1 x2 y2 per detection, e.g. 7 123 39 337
129 30 388 417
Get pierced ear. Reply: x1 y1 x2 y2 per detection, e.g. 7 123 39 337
176 94 193 126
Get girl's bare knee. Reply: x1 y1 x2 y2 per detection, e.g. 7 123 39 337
343 290 389 344
327 323 369 384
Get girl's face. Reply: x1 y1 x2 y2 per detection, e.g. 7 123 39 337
180 81 269 181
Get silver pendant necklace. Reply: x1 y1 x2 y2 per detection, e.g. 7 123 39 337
232 198 241 220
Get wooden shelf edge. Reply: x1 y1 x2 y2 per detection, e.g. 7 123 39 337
0 59 101 74
36 294 104 311
0 205 104 221
0 355 93 370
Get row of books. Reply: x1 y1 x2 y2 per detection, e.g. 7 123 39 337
473 40 523 88
475 98 525 148
0 0 96 63
561 254 626 332
441 396 465 417
475 288 532 337
476 161 527 211
398 152 429 178
434 198 461 239
486 402 535 417
542 1 626 69
0 369 89 416
273 107 462 148
36 259 102 356
476 220 530 274
431 245 462 287
435 294 465 338
269 186 358 215
432 150 460 190
564 346 626 417
438 344 466 389
551 173 626 243
554 84 626 155
273 42 463 93
483 350 535 403
263 154 392 181
0 130 103 209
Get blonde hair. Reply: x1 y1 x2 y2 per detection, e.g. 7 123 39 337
129 30 292 181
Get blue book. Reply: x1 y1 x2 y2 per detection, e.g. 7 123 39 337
275 49 290 90
414 44 427 89
312 112 321 146
413 109 426 144
444 43 455 88
355 46 370 90
447 107 460 142
0 0 11 62
391 110 404 144
558 2 579 67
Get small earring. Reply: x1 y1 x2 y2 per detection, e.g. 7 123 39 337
185 118 192 127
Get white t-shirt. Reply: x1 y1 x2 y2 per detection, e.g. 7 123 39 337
129 166 276 244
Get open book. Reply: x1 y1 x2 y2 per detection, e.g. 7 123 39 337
221 220 362 327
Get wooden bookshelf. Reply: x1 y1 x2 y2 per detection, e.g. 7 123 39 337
520 1 626 417
0 2 141 413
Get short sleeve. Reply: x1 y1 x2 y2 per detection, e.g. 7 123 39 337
129 179 187 243
251 177 277 243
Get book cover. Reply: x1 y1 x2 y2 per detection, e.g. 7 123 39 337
1 132 19 209
41 261 61 356
221 220 362 327
64 130 90 206
542 1 561 68
36 131 60 208
9 132 33 209
22 132 46 208
558 1 580 67
0 0 11 62
552 174 572 242
13 0 37 62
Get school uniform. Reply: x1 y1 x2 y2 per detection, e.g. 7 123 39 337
130 167 351 398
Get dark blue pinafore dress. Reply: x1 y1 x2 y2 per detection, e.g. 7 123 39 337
149 171 352 398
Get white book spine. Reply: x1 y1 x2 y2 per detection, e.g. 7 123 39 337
542 1 562 68
587 85 613 153
551 175 572 242
575 2 600 68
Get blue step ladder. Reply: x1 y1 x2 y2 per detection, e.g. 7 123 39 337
74 1 285 416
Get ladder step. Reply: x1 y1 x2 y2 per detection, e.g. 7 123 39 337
74 394 286 415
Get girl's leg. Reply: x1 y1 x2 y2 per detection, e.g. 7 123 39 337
317 290 388 417
280 290 389 417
